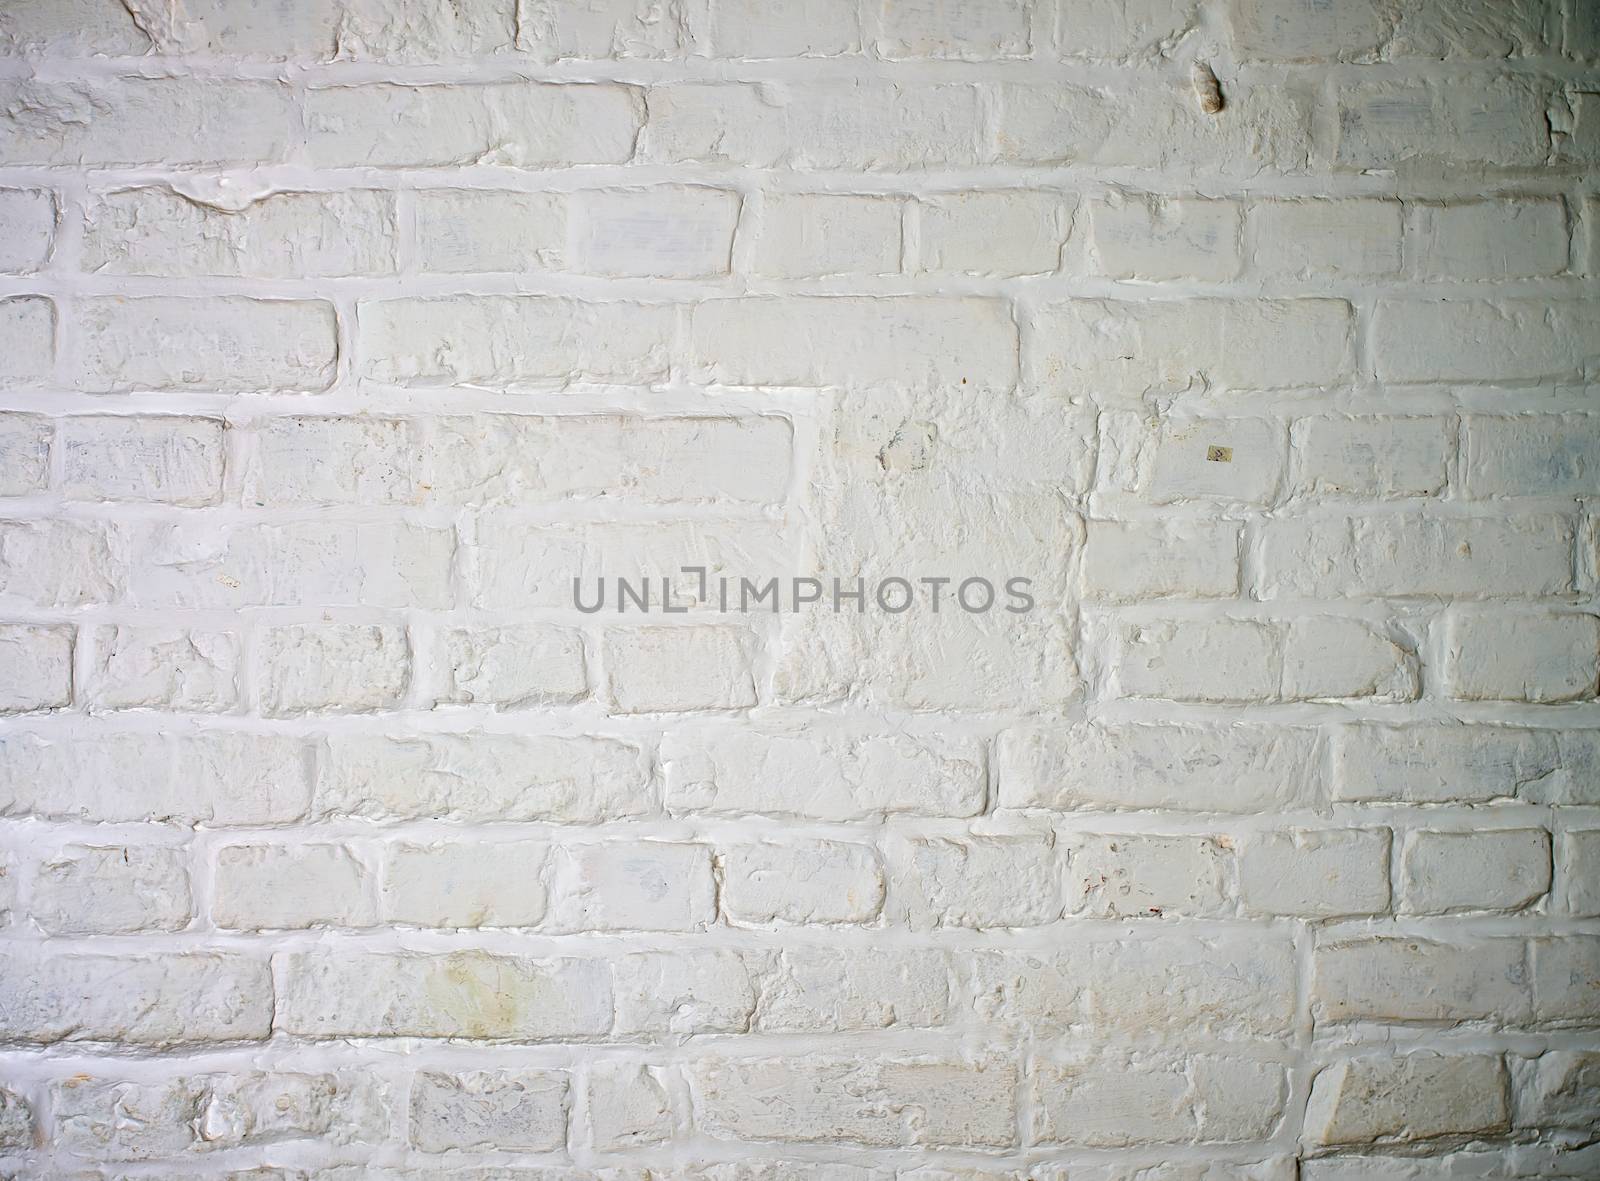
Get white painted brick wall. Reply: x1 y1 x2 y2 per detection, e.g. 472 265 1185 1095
0 0 1596 1176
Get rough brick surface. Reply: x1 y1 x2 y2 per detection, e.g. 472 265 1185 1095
0 1 1593 1174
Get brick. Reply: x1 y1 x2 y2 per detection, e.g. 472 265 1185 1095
243 416 420 507
997 721 1320 812
0 79 294 166
1032 1052 1285 1146
1464 414 1600 497
1332 724 1599 804
0 296 55 384
256 624 410 717
1066 833 1233 918
315 733 650 823
1411 199 1569 280
517 0 691 59
304 82 642 167
719 840 884 924
644 82 982 169
0 520 120 608
689 1056 1016 1148
1094 413 1286 507
1335 78 1550 170
1561 830 1600 915
1532 935 1600 1020
749 193 903 277
60 416 225 505
1086 195 1242 280
31 844 191 935
0 413 49 495
1240 829 1391 918
887 833 1060 928
361 296 672 386
704 0 862 56
0 0 149 55
82 188 398 277
1306 1054 1509 1146
128 521 454 609
1313 937 1531 1024
569 186 740 277
213 844 376 930
1115 617 1279 703
1399 829 1552 913
382 841 548 928
413 189 566 272
0 951 271 1044
1374 299 1600 383
551 841 714 932
1280 616 1417 703
276 950 611 1038
0 1087 28 1152
1229 0 1555 61
583 1062 674 1149
612 949 758 1036
74 297 337 393
754 948 950 1031
689 296 1017 389
178 0 515 60
917 190 1070 275
1032 300 1350 398
603 626 757 712
1258 514 1574 599
433 625 588 707
1293 415 1450 498
1082 518 1240 600
409 1070 567 1153
0 189 53 273
875 0 1032 59
83 625 239 712
1058 0 1200 59
1516 1051 1600 1129
0 732 311 824
0 623 72 713
1443 611 1599 703
662 726 985 819
1248 199 1403 278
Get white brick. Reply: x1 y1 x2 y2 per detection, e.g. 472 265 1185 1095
243 416 420 507
257 624 409 717
663 726 985 819
1464 414 1600 497
1305 1054 1509 1145
1065 833 1233 918
1443 611 1600 703
1095 413 1286 507
1086 195 1242 280
1373 299 1600 384
60 416 224 505
1248 199 1402 278
0 413 50 495
1333 724 1600 805
756 948 950 1031
1034 301 1350 399
1229 0 1554 60
304 82 641 167
0 520 120 608
83 188 397 278
1293 416 1449 498
1399 829 1551 913
382 841 548 928
1410 200 1569 280
689 296 1017 389
74 297 337 393
409 1070 567 1153
361 296 672 386
569 186 740 277
998 722 1321 812
0 296 55 385
432 625 587 708
689 1056 1016 1147
413 189 566 272
550 841 715 931
917 190 1070 275
750 194 903 277
705 0 862 56
1240 829 1391 918
1082 519 1239 600
1058 0 1200 59
875 0 1032 59
1313 937 1531 1024
179 0 515 60
0 189 54 273
604 626 757 713
83 625 239 712
719 840 884 924
1281 616 1417 703
517 0 691 60
213 844 375 930
0 623 72 713
612 949 757 1036
1115 617 1279 703
583 1062 675 1149
887 833 1060 928
0 0 149 55
1533 935 1600 1021
1516 1050 1600 1129
31 845 191 935
1561 830 1600 915
1335 78 1549 170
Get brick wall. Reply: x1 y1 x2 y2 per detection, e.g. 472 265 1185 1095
0 0 1597 1175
